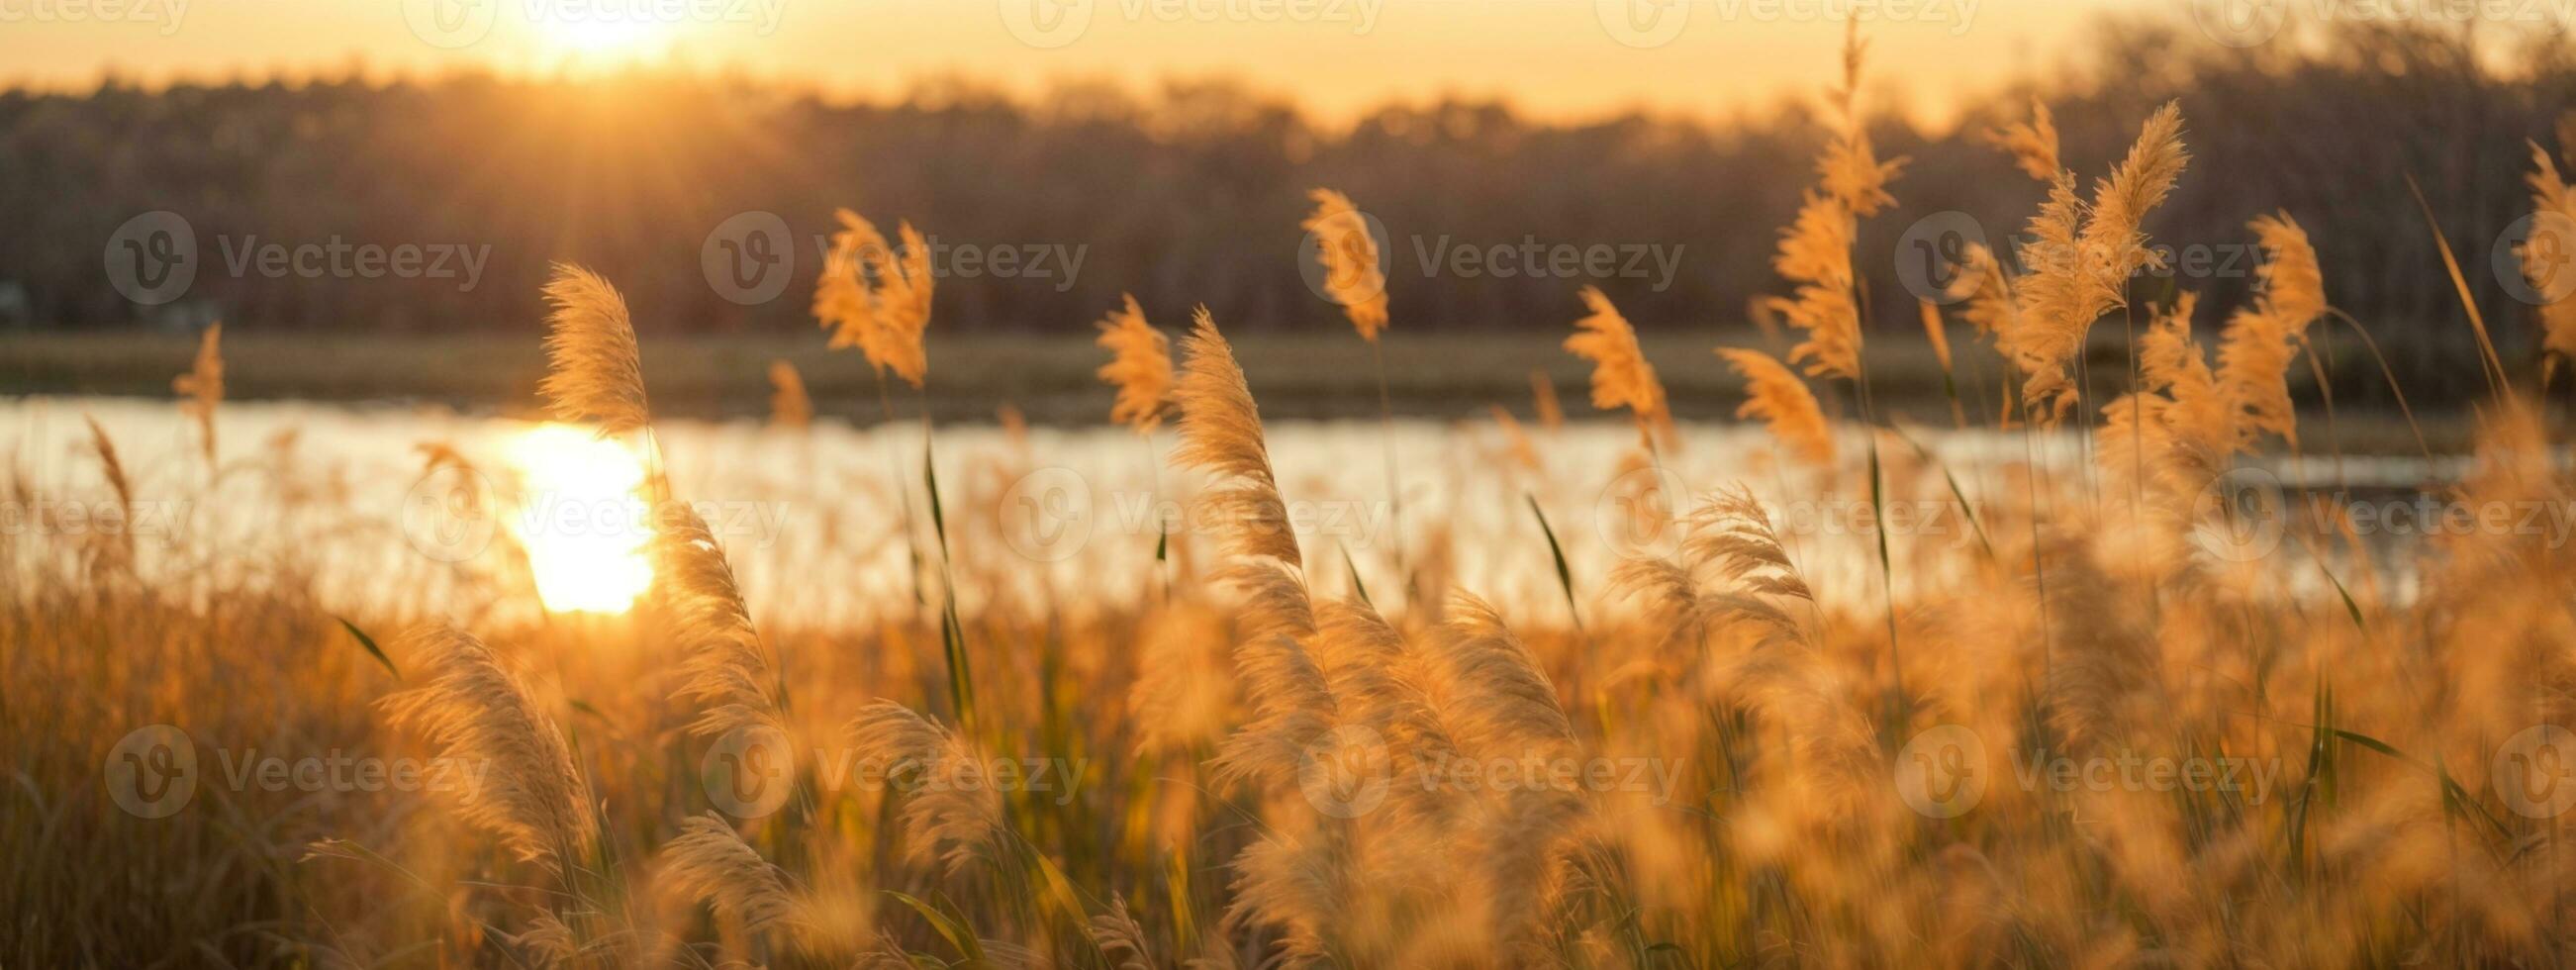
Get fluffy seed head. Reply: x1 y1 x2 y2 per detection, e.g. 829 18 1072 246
767 358 811 430
1096 293 1175 433
1302 188 1389 340
1564 286 1670 447
375 624 597 871
540 264 651 436
172 322 224 464
1719 347 1837 468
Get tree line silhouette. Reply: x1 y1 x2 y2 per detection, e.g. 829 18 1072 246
5 18 2571 402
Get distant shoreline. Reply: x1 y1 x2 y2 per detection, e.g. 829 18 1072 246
6 329 2477 453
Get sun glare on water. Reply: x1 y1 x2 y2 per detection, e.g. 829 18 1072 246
508 425 653 614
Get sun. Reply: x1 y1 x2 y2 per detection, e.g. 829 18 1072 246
507 424 654 614
532 16 672 62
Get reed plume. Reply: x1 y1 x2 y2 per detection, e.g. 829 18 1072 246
1564 286 1670 447
1529 369 1565 432
1820 22 1905 218
1173 307 1302 568
1310 597 1461 807
376 624 597 871
844 701 1005 877
1169 314 1329 789
1949 242 2018 340
657 504 789 741
813 213 879 351
1683 485 1813 601
1095 293 1174 433
1490 404 1542 475
1983 98 2059 183
1170 308 1358 959
2216 213 2325 448
1608 483 1814 646
2136 293 2233 468
1091 896 1154 970
1431 595 1590 958
658 813 804 933
1302 188 1389 340
540 264 651 436
1998 102 2189 422
1765 190 1865 381
2096 295 2227 569
1765 24 1905 383
1718 347 1836 467
768 359 811 430
81 416 135 577
172 322 223 464
814 210 933 388
2522 142 2576 367
1427 593 1575 765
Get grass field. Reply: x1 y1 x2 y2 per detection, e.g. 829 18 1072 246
14 41 2576 970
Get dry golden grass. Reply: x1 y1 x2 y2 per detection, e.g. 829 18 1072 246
13 55 2576 970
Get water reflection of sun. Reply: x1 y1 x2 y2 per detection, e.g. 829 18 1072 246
509 425 652 614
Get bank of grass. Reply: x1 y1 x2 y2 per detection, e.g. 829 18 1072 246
2 326 2469 451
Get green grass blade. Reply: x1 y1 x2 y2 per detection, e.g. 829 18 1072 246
1526 494 1581 630
333 616 399 681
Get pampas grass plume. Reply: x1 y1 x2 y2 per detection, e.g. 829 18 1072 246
540 264 651 436
1096 293 1174 433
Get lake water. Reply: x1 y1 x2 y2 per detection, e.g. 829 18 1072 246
4 396 2455 627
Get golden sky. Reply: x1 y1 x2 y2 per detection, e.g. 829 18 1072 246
1 0 2150 127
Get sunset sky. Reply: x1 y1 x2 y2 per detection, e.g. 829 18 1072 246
0 0 2162 127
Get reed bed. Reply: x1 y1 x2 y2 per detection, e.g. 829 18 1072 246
12 43 2576 970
